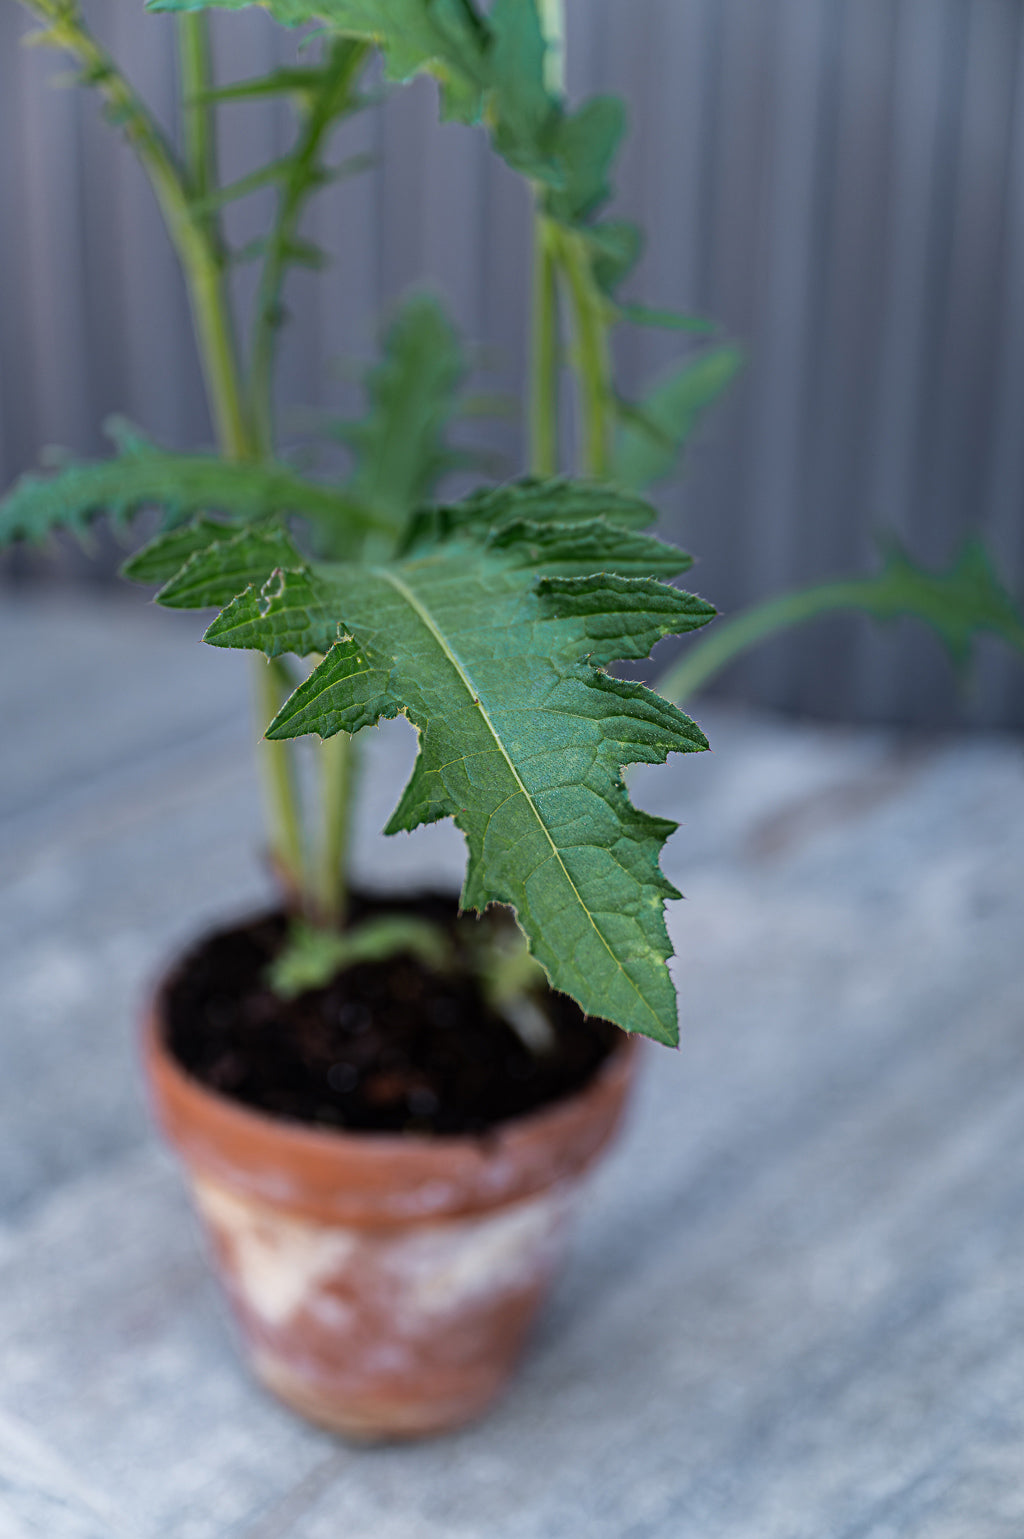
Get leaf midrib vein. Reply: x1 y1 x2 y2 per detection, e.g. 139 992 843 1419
376 565 658 1028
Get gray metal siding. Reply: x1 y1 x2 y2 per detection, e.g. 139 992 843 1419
1 0 1022 727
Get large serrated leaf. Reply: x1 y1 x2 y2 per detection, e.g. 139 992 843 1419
201 485 716 1041
0 430 381 552
617 305 717 336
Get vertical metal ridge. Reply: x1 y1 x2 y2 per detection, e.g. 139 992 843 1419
976 2 1024 728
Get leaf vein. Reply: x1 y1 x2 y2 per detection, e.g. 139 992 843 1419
376 565 656 1028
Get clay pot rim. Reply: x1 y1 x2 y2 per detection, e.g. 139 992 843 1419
144 998 635 1161
144 948 639 1226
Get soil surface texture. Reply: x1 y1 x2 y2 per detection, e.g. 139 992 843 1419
163 893 619 1136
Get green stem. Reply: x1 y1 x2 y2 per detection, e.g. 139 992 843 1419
536 0 566 93
174 11 312 901
177 13 217 230
317 728 359 926
248 39 368 452
529 211 560 476
657 579 892 705
560 229 614 478
26 4 359 919
21 3 251 457
172 12 251 460
527 0 564 478
244 36 368 927
255 657 306 898
190 257 252 460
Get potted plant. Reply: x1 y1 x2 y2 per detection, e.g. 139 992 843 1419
4 0 1023 1440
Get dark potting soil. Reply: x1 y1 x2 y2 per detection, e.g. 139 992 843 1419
163 892 620 1136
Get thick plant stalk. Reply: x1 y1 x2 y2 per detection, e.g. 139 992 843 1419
529 214 560 476
18 3 251 459
177 12 218 240
255 657 306 900
531 0 615 482
169 11 251 463
317 728 359 926
560 229 614 479
24 3 310 897
536 0 566 93
176 12 313 900
529 0 565 479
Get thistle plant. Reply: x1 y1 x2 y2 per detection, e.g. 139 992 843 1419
4 0 1023 1047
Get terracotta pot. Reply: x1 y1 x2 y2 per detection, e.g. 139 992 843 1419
143 991 636 1440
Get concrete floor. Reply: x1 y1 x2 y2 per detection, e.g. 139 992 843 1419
2 591 1024 1539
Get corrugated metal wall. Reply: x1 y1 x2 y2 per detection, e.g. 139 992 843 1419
2 0 1023 728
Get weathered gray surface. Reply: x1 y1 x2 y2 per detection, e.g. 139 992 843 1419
1 592 1024 1537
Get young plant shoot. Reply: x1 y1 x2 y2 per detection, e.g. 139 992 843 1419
4 0 1023 1053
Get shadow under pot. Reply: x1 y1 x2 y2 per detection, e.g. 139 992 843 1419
142 904 637 1440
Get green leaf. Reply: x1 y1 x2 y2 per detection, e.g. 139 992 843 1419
486 518 694 579
333 292 468 532
153 522 306 609
658 537 1024 707
488 0 553 167
532 570 714 664
402 476 657 553
204 483 716 1042
149 0 490 123
543 96 625 225
612 345 744 491
584 220 643 294
0 421 382 552
121 516 235 585
148 0 322 14
286 237 330 268
617 304 717 335
268 914 453 997
486 4 625 224
314 0 489 123
152 0 633 238
205 564 347 656
851 538 1024 667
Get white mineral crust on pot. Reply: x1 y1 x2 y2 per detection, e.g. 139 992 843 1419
191 1174 569 1334
392 1189 568 1321
192 1178 358 1327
